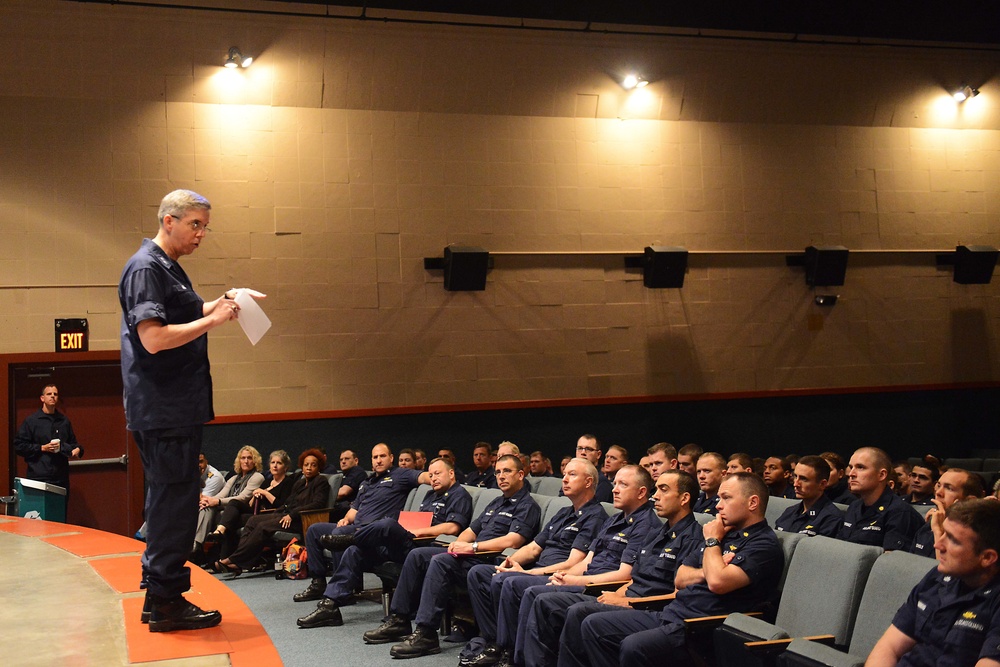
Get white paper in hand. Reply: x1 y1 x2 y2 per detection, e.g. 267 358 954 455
233 289 271 345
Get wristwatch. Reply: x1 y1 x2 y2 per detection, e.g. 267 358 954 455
472 541 478 553
704 538 721 549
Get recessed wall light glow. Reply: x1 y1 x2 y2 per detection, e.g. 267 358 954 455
953 85 979 102
622 74 648 90
225 46 253 69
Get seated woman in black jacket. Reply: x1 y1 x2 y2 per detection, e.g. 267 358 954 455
213 448 330 576
206 449 295 559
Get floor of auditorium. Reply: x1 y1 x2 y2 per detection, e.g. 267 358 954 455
0 516 280 667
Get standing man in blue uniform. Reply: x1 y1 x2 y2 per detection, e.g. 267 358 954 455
560 472 784 667
304 443 430 578
868 498 1000 667
295 457 473 627
460 458 607 665
837 447 923 550
774 455 844 537
362 454 541 658
516 469 703 667
14 383 84 495
119 189 260 632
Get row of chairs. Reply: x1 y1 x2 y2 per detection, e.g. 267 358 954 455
914 456 1000 472
715 535 935 667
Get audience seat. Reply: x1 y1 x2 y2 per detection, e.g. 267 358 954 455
765 497 799 527
775 550 936 667
944 457 982 471
534 476 563 496
714 536 882 667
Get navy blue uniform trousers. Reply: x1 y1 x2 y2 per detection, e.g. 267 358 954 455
322 517 417 602
560 608 690 667
134 426 202 599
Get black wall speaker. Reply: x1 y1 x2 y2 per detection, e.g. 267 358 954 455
643 246 688 288
804 245 849 286
443 246 489 291
953 245 998 284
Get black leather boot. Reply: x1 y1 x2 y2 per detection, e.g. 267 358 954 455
390 624 441 658
297 597 344 628
363 614 412 644
147 594 222 633
293 577 327 602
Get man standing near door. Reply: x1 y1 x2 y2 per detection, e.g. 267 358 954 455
14 383 84 496
119 189 260 633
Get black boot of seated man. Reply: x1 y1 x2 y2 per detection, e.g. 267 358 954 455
147 593 222 632
390 624 441 658
297 597 344 628
293 577 327 602
363 614 412 644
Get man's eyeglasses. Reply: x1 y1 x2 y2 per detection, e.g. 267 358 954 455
576 446 598 453
187 220 211 234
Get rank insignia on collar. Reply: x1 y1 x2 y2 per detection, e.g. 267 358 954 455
878 506 884 511
742 532 749 537
670 532 676 539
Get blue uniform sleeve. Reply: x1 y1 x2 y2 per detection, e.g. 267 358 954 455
509 496 542 541
444 489 473 531
351 479 369 511
121 266 169 328
728 533 782 583
813 504 845 538
890 570 932 639
883 504 923 551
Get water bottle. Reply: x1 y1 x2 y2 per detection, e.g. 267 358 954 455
275 552 284 579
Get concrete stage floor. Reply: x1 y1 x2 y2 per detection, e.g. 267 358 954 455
0 516 280 667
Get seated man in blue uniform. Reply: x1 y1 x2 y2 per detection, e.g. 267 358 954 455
565 435 613 503
465 442 498 488
560 472 785 667
515 469 703 667
294 456 473 627
693 452 726 514
909 467 985 558
331 448 370 520
303 443 431 581
763 455 797 499
460 460 642 667
774 455 844 537
867 498 1000 667
905 462 939 506
836 447 923 550
361 454 541 658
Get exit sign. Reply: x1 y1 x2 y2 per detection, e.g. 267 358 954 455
55 318 89 353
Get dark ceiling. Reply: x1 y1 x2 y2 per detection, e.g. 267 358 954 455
263 0 1000 46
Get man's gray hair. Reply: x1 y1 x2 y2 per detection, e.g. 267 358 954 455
158 189 211 225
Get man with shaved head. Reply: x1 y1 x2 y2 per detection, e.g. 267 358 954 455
836 447 923 550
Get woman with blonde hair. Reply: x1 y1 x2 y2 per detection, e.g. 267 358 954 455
192 446 264 560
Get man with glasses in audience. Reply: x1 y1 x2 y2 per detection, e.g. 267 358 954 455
568 434 613 502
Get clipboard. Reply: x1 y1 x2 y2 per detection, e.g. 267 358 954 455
398 511 434 532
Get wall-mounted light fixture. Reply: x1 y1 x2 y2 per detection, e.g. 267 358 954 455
621 74 648 90
224 46 253 69
953 85 980 102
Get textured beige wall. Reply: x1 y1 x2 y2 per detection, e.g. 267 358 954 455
1 0 999 415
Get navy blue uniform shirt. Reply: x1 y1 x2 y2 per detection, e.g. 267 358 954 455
352 466 423 525
471 484 541 542
694 491 720 515
837 487 924 550
340 465 369 502
909 521 936 558
774 494 844 537
891 568 1000 667
532 497 607 568
419 483 473 532
628 512 703 597
465 468 497 489
669 519 784 621
119 239 213 431
585 503 659 575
